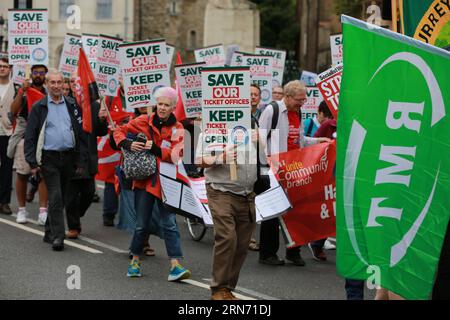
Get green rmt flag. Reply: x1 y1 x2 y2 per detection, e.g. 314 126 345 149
337 16 450 300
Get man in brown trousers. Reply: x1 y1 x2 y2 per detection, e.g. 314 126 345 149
196 131 257 300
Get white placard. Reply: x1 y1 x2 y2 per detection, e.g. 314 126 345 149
255 47 286 87
195 44 226 67
330 34 343 66
97 35 122 96
81 34 99 75
242 54 273 106
175 63 205 118
59 34 81 79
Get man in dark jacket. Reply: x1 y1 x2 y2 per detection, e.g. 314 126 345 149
25 69 87 251
65 92 108 239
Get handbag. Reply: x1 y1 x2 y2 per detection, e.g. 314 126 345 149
121 117 157 181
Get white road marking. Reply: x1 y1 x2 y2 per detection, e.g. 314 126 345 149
0 217 103 254
182 279 256 300
203 278 280 300
11 214 129 254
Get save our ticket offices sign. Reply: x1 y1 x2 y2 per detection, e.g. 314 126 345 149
255 47 286 87
201 67 251 153
302 87 324 121
330 34 343 66
195 44 226 67
97 35 122 97
59 34 81 78
242 54 273 106
82 34 99 75
175 62 205 118
8 9 49 65
119 39 170 110
316 64 343 119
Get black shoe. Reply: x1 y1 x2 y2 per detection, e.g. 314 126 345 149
286 254 306 266
92 193 100 203
259 256 285 266
0 204 12 215
103 218 115 227
43 234 54 244
52 239 64 251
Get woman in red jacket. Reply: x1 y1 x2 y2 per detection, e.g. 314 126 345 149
114 87 191 281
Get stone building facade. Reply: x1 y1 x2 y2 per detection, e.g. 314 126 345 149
134 0 260 63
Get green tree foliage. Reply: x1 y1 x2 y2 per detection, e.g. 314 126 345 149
250 0 299 53
335 0 363 17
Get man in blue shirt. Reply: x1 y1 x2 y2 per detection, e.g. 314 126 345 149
25 69 86 251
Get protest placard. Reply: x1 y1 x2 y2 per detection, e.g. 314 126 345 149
8 9 48 65
195 44 226 66
166 44 175 69
201 66 252 155
97 35 122 97
316 64 343 118
255 47 286 87
230 51 250 67
301 87 324 121
59 34 81 79
242 54 273 106
300 70 318 87
330 34 343 66
119 39 170 110
82 34 99 76
174 62 205 119
12 64 29 85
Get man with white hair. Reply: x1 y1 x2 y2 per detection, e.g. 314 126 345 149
25 69 87 251
258 80 330 267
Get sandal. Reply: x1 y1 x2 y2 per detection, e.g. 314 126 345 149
143 246 155 257
248 239 260 251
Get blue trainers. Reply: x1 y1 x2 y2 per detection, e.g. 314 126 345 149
168 264 191 282
127 259 142 278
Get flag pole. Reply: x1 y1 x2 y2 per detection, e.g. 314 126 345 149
391 0 398 32
399 0 405 34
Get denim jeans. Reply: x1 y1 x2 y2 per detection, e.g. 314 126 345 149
130 189 182 259
345 279 365 300
103 182 118 220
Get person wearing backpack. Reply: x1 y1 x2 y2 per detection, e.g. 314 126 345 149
258 80 330 267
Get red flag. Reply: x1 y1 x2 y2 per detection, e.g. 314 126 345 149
174 53 187 122
77 48 100 133
26 88 45 112
270 141 337 247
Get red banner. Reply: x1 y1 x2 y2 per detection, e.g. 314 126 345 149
26 87 45 112
271 141 336 248
316 65 343 119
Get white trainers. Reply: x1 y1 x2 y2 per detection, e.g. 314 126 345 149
16 210 29 224
324 238 336 250
38 211 48 226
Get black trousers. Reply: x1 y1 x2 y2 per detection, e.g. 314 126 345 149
41 150 76 241
65 177 96 231
433 221 450 300
0 136 13 205
259 217 300 259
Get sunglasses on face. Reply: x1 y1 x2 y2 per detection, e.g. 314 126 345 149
32 71 47 76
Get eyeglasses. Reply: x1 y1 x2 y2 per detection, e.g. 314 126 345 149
32 71 47 76
0 65 10 69
288 96 307 104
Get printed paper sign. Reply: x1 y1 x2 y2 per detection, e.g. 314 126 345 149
242 54 273 106
8 9 49 65
300 70 318 87
195 44 226 67
59 34 81 79
97 35 122 96
330 34 343 66
230 51 250 67
201 67 251 153
12 64 28 85
166 44 175 69
301 87 324 121
119 39 171 110
175 62 205 118
82 34 99 76
316 64 343 118
255 47 286 87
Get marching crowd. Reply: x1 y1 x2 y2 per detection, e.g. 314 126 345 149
0 57 376 301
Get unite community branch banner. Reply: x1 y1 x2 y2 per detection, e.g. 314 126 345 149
337 15 450 300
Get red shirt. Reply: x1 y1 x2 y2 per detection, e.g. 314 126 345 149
287 111 301 151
